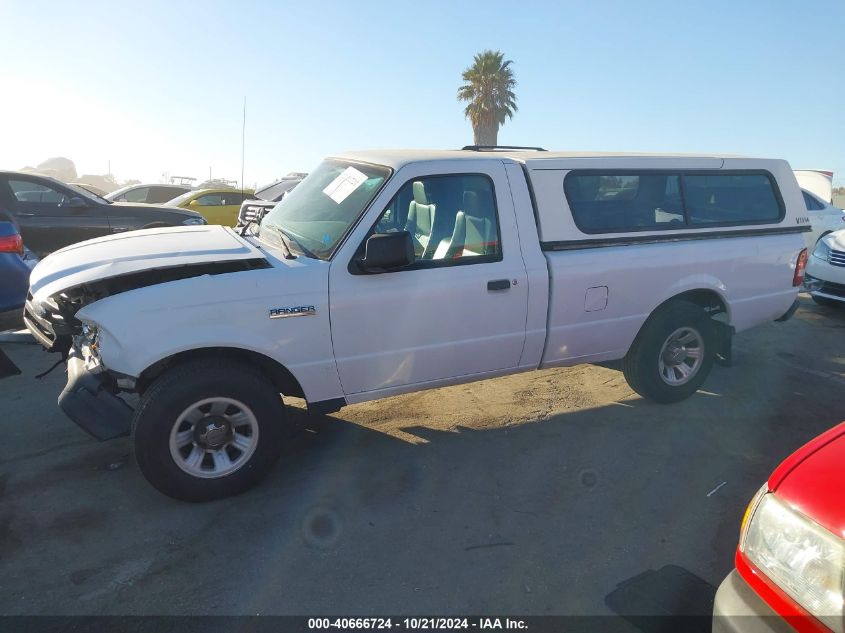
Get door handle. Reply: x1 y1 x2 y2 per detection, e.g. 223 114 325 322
487 279 511 291
16 212 36 217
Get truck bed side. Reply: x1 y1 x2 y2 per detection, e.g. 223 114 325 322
525 159 804 368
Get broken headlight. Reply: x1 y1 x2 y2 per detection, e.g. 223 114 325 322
76 323 102 370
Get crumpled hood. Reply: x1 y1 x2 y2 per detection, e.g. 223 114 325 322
29 225 266 300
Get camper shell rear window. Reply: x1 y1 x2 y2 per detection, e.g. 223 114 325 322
563 170 785 234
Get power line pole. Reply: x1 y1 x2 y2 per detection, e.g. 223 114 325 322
241 96 246 193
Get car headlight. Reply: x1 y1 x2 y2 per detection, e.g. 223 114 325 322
76 323 102 369
182 217 206 226
742 493 844 630
814 239 831 261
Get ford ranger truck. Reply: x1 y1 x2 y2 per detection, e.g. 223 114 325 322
17 149 809 501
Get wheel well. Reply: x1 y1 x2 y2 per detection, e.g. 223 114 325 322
659 289 728 321
627 289 732 365
136 347 305 398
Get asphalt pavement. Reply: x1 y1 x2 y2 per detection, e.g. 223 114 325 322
1 295 844 620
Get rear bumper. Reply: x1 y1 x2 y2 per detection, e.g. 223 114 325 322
0 253 31 323
774 299 799 322
712 570 793 633
58 351 133 441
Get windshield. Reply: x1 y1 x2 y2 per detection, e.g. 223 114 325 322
104 186 130 201
66 183 109 204
259 159 391 259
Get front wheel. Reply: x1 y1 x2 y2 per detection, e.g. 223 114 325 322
133 358 287 501
622 301 715 403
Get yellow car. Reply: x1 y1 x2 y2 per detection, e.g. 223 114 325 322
165 188 255 226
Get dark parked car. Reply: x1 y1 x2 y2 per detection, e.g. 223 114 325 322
0 171 206 256
236 172 306 227
105 183 193 204
0 217 33 330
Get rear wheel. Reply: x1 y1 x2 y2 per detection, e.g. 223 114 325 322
622 301 715 403
133 358 287 501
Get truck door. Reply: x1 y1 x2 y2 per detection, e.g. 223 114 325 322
328 161 529 396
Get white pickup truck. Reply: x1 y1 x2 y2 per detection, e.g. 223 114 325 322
17 148 810 501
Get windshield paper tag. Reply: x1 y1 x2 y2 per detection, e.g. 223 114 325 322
323 167 368 204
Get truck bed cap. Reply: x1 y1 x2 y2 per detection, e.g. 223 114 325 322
331 149 750 170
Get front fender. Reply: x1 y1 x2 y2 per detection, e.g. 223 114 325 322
75 265 344 404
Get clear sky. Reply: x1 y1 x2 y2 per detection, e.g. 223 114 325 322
1 0 843 187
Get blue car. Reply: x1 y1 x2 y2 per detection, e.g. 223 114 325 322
0 218 34 331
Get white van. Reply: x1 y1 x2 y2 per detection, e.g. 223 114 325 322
18 148 810 500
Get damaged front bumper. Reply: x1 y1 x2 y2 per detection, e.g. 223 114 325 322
22 292 134 440
59 348 133 441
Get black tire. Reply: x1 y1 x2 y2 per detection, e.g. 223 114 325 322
133 358 287 502
622 301 715 404
812 294 842 308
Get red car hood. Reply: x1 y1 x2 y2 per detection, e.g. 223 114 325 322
769 421 845 539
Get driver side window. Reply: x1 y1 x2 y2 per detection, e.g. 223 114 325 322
122 187 150 203
373 174 502 265
196 194 224 206
8 179 68 205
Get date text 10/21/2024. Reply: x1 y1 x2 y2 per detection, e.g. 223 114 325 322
307 618 528 630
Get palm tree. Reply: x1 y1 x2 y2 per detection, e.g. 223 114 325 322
457 50 518 146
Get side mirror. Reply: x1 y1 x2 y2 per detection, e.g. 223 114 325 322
358 231 415 273
188 199 199 206
66 196 88 210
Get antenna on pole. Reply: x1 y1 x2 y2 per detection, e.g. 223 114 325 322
241 96 246 195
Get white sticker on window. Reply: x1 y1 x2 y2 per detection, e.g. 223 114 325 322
322 167 369 204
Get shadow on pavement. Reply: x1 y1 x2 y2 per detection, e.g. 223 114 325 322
1 298 844 615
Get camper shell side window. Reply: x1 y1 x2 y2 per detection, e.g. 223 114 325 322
564 170 785 235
